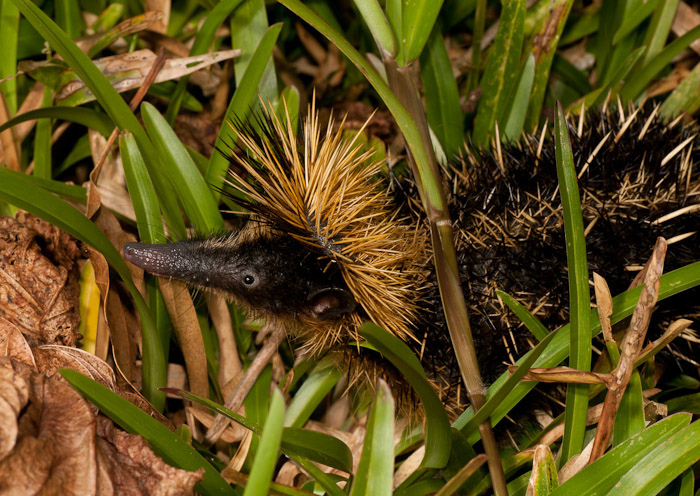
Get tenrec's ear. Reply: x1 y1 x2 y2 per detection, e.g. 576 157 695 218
308 288 356 320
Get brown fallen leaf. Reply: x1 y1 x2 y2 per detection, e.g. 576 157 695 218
0 316 36 367
0 361 202 495
509 365 613 386
0 364 97 494
0 365 29 460
96 417 203 495
0 214 82 347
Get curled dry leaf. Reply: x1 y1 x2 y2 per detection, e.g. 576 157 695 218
20 49 240 106
510 365 613 385
0 214 82 347
0 363 97 494
0 365 29 460
0 316 36 367
34 345 117 390
0 361 202 495
96 417 203 495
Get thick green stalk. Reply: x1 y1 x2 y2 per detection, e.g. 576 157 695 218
384 60 508 496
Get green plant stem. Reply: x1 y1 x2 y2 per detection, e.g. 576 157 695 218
383 59 508 496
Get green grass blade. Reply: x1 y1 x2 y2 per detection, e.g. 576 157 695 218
397 0 444 65
56 134 91 176
0 0 19 113
0 106 115 137
284 357 343 428
0 168 166 409
32 87 53 179
170 388 353 474
276 85 300 135
0 168 86 203
353 0 395 56
524 0 572 132
231 0 278 103
607 419 700 495
612 371 644 446
359 323 450 469
612 0 658 44
243 365 272 469
551 54 593 96
529 446 558 494
349 380 395 496
660 60 700 119
679 469 694 496
496 290 549 341
287 453 346 496
386 0 401 58
472 0 525 146
456 329 558 438
620 24 700 102
141 102 224 233
639 0 679 64
420 24 464 156
55 0 83 38
456 262 700 444
282 428 354 474
243 389 285 496
554 102 591 464
552 413 691 495
206 22 283 198
60 370 235 495
503 53 535 142
583 46 645 108
119 133 165 244
164 0 244 123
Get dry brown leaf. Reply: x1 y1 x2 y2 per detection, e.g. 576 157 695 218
0 91 20 171
0 361 199 495
673 2 700 55
510 365 612 385
589 237 667 464
34 345 117 390
144 0 169 34
158 279 209 400
206 294 242 397
0 316 36 367
0 215 81 347
77 11 163 54
84 246 112 361
96 417 203 495
51 49 239 104
637 318 694 364
593 272 614 343
0 365 29 460
187 407 246 444
0 370 97 495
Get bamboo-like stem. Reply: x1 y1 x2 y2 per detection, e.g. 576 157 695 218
384 60 508 496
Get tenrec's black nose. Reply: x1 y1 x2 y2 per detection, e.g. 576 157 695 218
123 241 189 277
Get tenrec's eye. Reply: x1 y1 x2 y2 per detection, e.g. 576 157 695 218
243 274 256 286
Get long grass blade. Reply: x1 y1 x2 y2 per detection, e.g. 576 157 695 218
554 102 590 464
472 0 525 146
349 380 395 496
420 24 464 155
243 389 285 496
